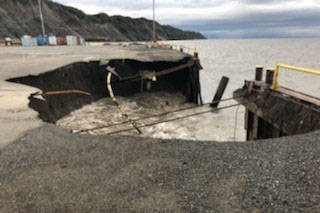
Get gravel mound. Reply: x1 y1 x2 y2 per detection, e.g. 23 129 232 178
0 124 320 212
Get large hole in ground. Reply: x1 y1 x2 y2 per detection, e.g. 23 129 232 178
7 58 204 139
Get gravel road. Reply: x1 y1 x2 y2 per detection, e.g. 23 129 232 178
0 124 319 212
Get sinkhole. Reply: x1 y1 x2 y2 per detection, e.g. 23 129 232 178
7 57 204 139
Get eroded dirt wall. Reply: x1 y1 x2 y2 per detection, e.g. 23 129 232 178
7 58 200 123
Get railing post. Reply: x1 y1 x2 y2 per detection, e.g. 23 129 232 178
255 66 263 81
273 65 280 89
266 68 275 85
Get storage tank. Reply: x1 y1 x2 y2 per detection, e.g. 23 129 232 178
77 37 86 46
21 35 38 47
36 37 49 46
4 37 13 46
48 36 57 46
66 36 77 46
57 36 67 45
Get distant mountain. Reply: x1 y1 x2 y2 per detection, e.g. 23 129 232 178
0 0 206 41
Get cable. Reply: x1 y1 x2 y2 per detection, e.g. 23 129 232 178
233 105 241 141
107 60 195 85
79 95 246 133
32 90 92 97
106 102 247 135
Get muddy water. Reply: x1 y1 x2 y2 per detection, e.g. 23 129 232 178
57 92 209 140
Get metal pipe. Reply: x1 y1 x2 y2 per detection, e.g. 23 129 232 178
273 64 320 89
277 64 320 76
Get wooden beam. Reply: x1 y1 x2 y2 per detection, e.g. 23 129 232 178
211 76 229 109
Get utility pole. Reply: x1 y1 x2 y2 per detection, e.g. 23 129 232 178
38 0 46 37
152 0 156 42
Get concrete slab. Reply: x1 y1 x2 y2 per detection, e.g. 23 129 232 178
0 45 189 79
0 81 42 148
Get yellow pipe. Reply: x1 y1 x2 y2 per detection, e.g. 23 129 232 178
273 64 320 89
107 72 117 102
273 65 280 89
107 71 142 134
277 64 320 75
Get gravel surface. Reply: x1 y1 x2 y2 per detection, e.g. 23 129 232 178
0 124 320 212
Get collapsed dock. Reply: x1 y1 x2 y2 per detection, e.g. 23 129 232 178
234 66 320 140
1 46 320 212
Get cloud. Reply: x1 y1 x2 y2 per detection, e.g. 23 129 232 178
175 1 320 38
53 0 320 38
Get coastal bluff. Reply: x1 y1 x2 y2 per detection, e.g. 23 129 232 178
0 0 206 41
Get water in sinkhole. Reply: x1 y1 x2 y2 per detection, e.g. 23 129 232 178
56 91 207 140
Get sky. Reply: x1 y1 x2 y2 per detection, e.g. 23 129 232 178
54 0 320 38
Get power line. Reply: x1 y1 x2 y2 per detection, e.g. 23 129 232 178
233 105 241 141
106 102 246 135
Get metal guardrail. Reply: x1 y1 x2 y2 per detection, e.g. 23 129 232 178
145 42 198 56
273 64 320 89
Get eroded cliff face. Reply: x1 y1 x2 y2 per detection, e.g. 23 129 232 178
0 0 206 41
